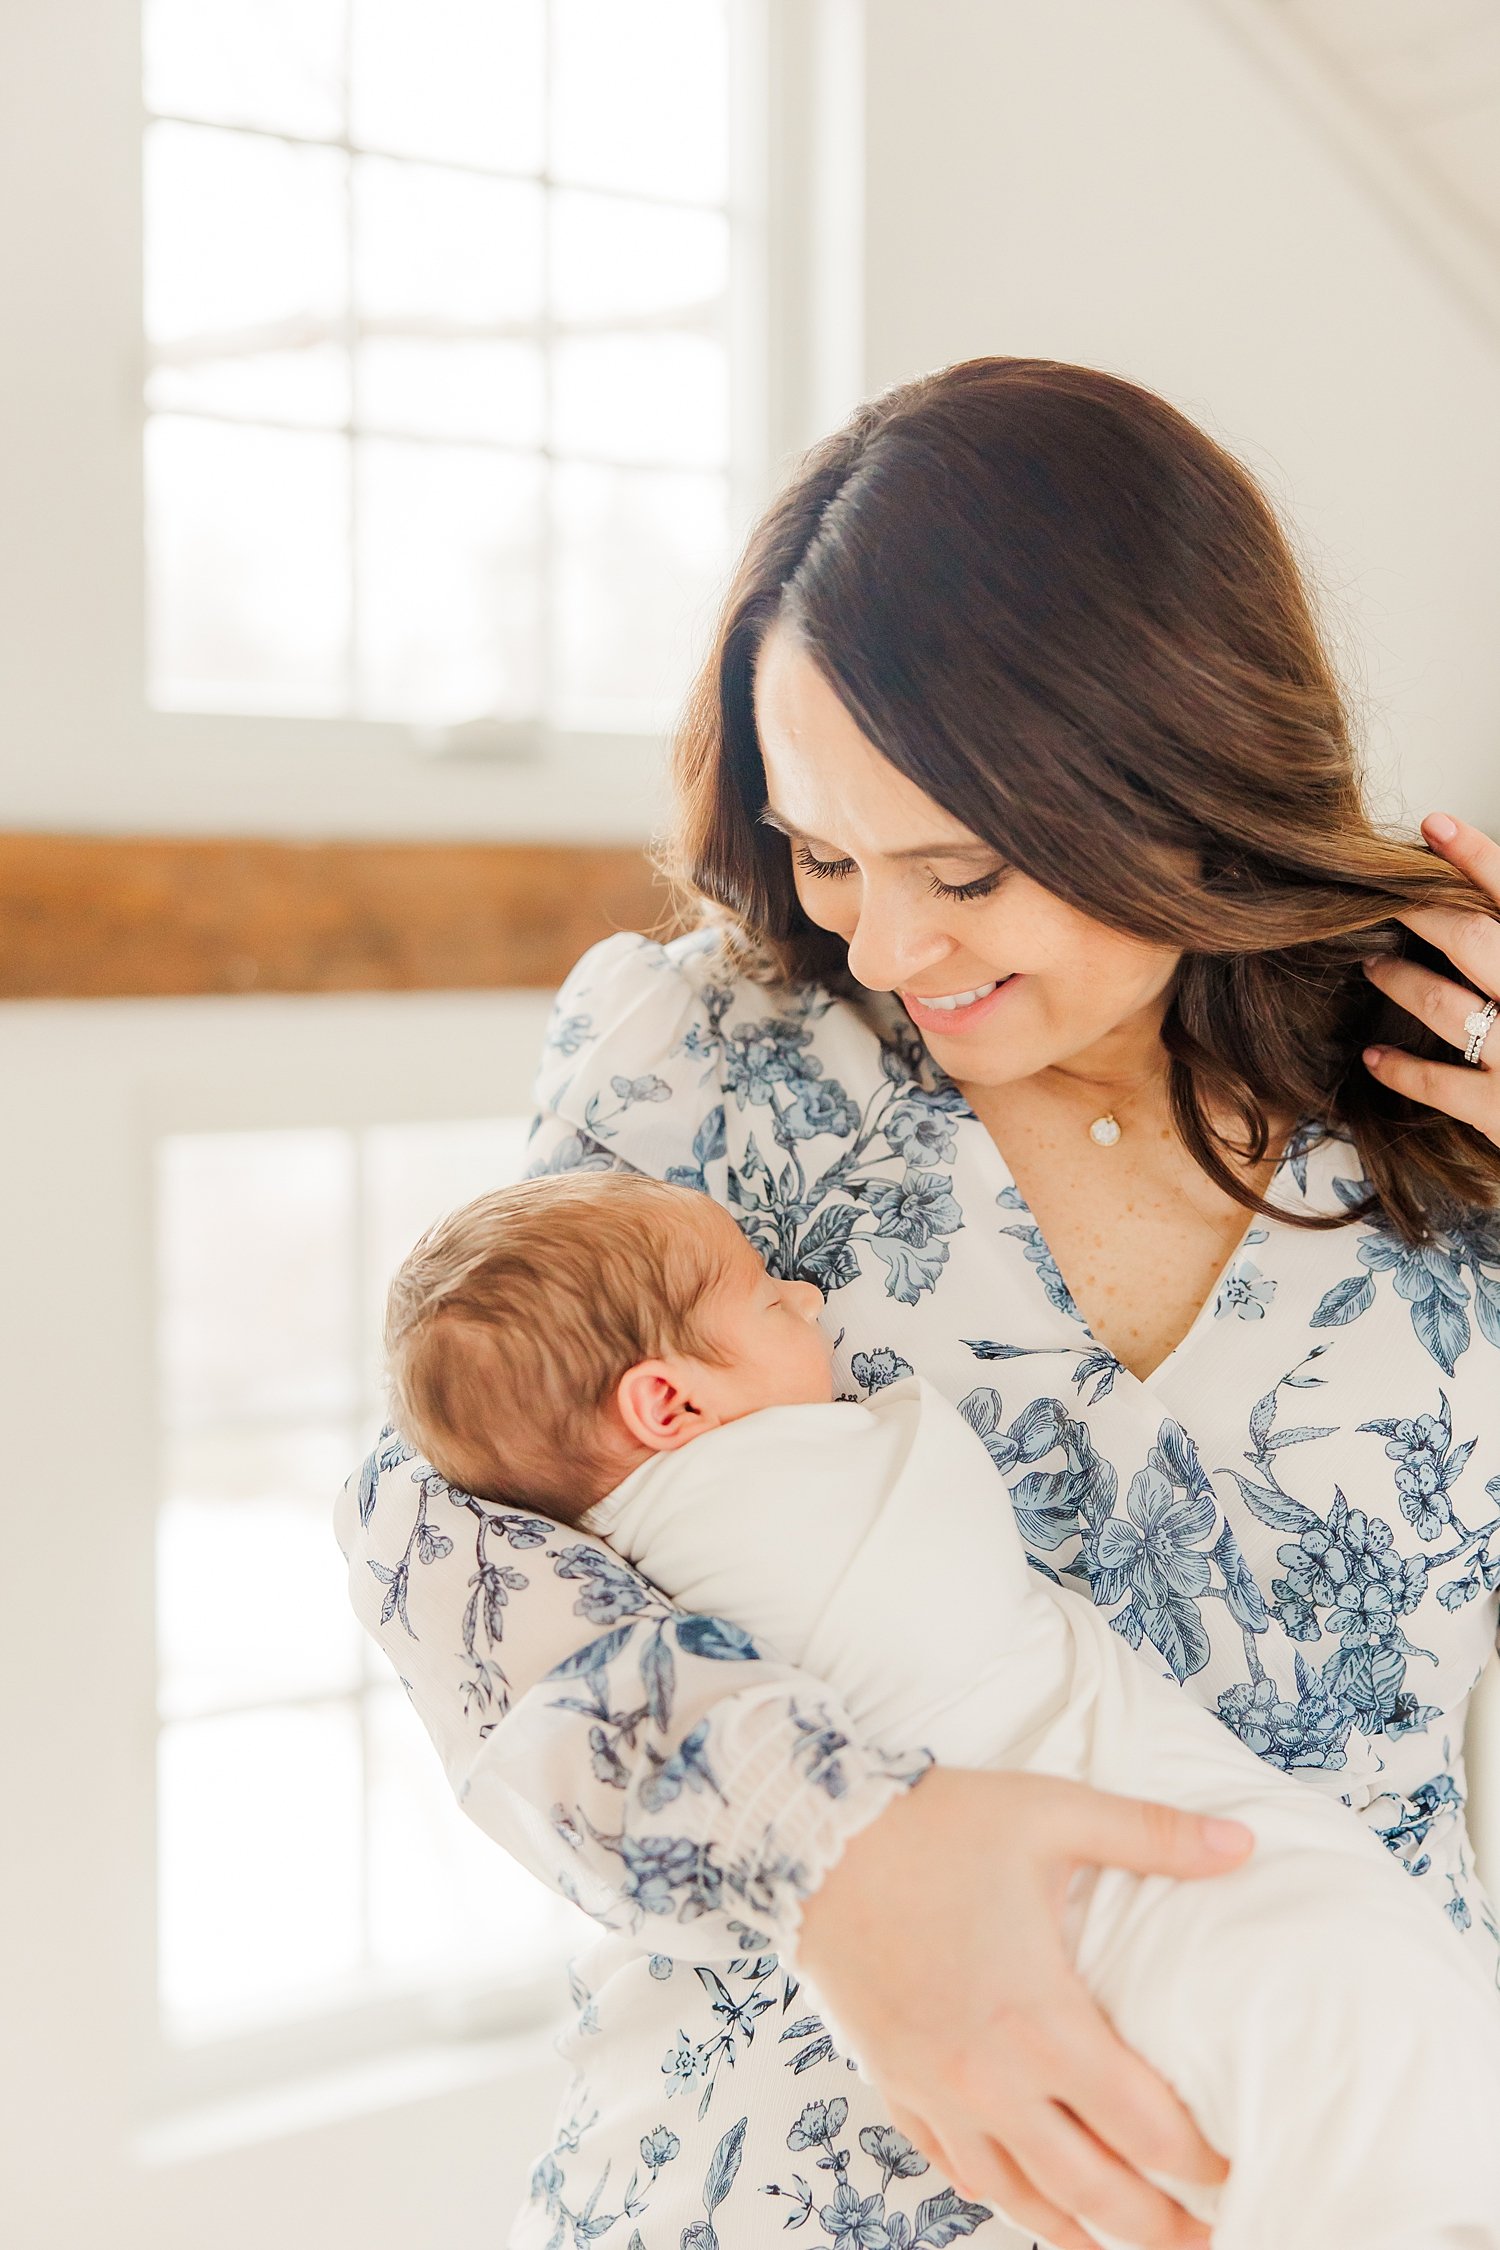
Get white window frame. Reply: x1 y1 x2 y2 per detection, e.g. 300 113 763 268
1 985 584 2136
0 0 865 844
149 1102 588 2116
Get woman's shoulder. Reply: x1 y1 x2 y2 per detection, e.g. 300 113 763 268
1284 1123 1500 1397
545 922 754 1022
528 922 827 1187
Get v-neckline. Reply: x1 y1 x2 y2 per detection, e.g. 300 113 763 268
832 982 1330 1395
951 1095 1318 1393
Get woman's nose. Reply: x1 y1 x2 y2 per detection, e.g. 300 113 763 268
843 891 954 995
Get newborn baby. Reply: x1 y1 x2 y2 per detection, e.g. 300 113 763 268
384 1169 1500 2250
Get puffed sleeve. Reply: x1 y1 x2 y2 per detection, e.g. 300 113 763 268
335 928 935 1962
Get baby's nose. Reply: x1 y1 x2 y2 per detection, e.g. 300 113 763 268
792 1280 824 1318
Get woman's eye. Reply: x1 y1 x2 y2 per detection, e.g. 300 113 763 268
792 844 856 881
926 870 1005 903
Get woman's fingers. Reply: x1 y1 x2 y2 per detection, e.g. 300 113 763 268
942 2130 1104 2250
1394 901 1500 999
1361 1042 1500 1143
883 2097 1101 2250
1039 1774 1254 1885
1388 810 1500 1032
796 1774 1243 2244
1360 952 1495 1058
1356 813 1500 1143
1008 2102 1215 2250
1045 1993 1230 2189
1418 810 1500 907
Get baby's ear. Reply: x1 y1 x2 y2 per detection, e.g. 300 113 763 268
613 1359 706 1452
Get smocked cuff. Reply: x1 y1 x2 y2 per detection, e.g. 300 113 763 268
710 1698 936 1957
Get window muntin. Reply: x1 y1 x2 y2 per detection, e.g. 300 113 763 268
154 1118 588 2044
141 0 735 735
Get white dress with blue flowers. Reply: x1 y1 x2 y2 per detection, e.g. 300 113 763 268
337 926 1500 2250
575 1371 1500 2248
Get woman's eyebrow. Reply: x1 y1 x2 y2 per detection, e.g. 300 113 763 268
756 805 996 861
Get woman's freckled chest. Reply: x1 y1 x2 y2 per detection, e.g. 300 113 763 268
962 1097 1285 1382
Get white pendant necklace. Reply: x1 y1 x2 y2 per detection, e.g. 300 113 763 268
1088 1112 1123 1146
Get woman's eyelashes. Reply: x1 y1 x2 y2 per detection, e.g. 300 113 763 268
927 869 1005 902
790 842 1004 904
790 845 857 883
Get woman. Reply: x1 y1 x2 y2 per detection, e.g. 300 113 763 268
340 359 1500 2250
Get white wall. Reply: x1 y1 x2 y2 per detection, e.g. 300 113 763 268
851 0 1500 832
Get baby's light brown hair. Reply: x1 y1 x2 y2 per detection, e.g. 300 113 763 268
383 1169 738 1523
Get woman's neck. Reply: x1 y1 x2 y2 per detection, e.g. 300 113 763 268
955 1009 1176 1145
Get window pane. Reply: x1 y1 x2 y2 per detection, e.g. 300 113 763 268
147 419 352 715
357 338 543 445
367 1686 583 1980
355 440 544 723
158 1431 364 1720
553 462 728 730
553 332 728 468
143 0 347 140
364 1119 534 1282
145 121 347 348
146 344 351 430
353 157 544 330
552 0 729 203
350 0 546 173
143 1 740 727
362 1118 533 1384
552 192 728 326
159 1704 364 2032
158 1129 358 1426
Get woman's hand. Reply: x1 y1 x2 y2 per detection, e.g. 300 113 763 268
1361 811 1500 1144
793 1766 1253 2250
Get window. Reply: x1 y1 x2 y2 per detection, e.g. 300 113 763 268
155 1117 590 2051
142 0 738 738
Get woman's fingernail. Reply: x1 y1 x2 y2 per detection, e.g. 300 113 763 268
1203 1818 1252 1854
1424 812 1458 842
1364 1046 1385 1066
1361 955 1380 972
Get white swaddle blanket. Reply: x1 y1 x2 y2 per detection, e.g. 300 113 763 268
580 1373 1500 2250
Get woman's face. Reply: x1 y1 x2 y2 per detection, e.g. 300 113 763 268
752 619 1183 1091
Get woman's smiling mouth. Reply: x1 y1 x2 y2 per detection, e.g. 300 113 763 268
900 974 1019 1032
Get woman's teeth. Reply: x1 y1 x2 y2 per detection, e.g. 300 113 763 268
920 980 1000 1011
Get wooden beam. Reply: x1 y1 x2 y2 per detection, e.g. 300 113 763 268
0 833 681 999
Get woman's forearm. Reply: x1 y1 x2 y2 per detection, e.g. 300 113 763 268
337 1430 933 1961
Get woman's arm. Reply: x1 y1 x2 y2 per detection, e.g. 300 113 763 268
340 1372 933 1960
343 1416 1247 2242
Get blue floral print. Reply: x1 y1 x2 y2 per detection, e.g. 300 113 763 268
695 1000 971 1307
994 1181 1085 1323
337 927 1500 2250
849 1346 915 1394
1311 1181 1500 1374
763 2099 991 2249
1216 1230 1276 1321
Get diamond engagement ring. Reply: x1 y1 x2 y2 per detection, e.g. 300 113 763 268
1463 999 1499 1067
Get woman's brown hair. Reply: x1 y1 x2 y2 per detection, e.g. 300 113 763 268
660 356 1500 1244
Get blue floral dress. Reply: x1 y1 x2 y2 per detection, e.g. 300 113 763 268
339 926 1500 2250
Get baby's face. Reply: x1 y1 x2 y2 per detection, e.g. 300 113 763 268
686 1201 836 1417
